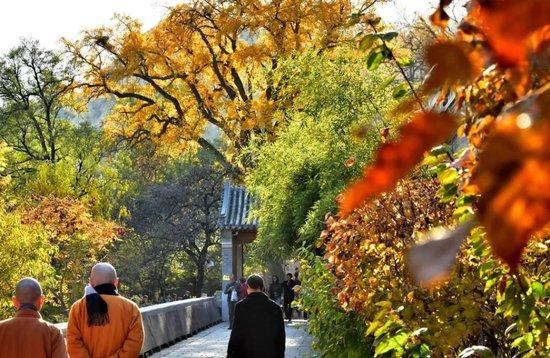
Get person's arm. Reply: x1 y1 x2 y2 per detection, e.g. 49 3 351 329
107 305 144 358
275 306 286 357
224 283 233 295
51 327 68 358
66 302 91 358
227 303 243 358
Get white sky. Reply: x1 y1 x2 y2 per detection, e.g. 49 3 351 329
0 0 438 54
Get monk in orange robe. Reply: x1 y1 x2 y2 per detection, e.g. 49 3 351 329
0 277 67 358
67 263 144 357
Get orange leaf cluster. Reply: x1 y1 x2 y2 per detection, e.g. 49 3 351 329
424 41 483 92
23 196 120 245
339 112 457 216
472 0 550 67
326 179 453 312
338 0 549 274
472 86 550 269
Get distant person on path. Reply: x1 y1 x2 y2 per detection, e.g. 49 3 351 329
268 275 283 305
67 262 144 357
282 273 296 322
224 274 241 329
227 274 285 358
0 278 67 358
238 277 249 301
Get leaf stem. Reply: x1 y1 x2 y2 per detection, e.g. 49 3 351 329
369 23 426 112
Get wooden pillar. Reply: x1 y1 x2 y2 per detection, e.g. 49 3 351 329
233 241 242 279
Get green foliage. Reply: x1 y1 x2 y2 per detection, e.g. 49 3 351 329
246 48 396 260
419 147 550 356
0 204 53 319
300 250 373 357
300 250 432 357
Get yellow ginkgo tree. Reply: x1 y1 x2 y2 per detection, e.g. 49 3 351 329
65 0 371 173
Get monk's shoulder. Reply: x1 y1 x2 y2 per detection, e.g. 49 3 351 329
106 295 140 312
0 317 13 327
69 297 86 313
39 319 63 337
121 295 141 311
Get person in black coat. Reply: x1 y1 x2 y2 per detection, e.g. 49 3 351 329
227 274 285 358
282 273 296 322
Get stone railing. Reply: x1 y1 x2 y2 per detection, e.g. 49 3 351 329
55 297 222 355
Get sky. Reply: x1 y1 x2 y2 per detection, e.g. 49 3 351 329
0 0 439 54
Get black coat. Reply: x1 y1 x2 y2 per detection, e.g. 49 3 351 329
268 282 282 300
282 279 295 301
227 292 285 358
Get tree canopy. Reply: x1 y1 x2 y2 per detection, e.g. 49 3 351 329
65 0 370 173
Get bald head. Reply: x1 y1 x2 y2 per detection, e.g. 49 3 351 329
15 278 43 304
90 263 118 287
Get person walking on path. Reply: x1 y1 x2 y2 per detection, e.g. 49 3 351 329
227 274 285 358
0 277 67 358
67 262 144 357
268 275 283 305
224 274 241 329
282 273 296 322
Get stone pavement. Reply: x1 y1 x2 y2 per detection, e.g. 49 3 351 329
150 320 317 358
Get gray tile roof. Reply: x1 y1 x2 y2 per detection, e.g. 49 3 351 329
218 180 258 231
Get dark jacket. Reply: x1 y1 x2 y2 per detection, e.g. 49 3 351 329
282 279 296 301
225 281 241 302
227 292 285 358
268 282 282 300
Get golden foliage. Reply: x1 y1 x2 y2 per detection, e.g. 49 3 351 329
66 1 355 170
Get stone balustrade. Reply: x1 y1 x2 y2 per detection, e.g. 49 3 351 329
55 297 222 355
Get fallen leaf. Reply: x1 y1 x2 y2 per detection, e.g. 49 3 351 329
339 111 457 216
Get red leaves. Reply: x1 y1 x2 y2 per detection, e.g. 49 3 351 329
473 86 550 269
474 0 550 67
339 112 457 216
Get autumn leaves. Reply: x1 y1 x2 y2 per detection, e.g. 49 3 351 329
339 112 457 216
337 0 550 282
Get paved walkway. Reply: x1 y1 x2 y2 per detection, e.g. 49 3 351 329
151 320 316 358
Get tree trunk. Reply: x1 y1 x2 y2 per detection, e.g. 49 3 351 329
193 260 206 297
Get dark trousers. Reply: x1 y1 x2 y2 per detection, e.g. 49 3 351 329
229 301 236 328
283 299 293 320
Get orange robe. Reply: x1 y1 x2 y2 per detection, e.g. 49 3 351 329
67 295 144 358
0 308 67 358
